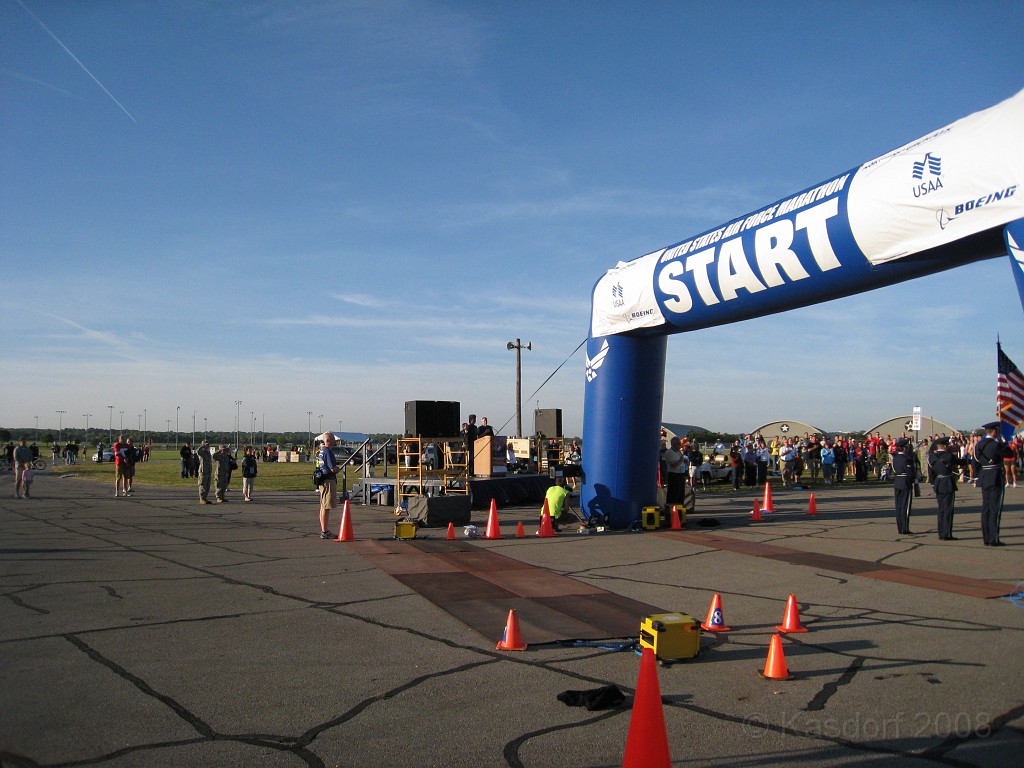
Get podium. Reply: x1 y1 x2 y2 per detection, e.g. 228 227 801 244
473 435 507 477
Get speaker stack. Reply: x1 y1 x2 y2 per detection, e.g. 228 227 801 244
534 408 562 437
405 400 461 438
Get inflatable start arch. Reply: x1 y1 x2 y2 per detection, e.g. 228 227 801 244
581 88 1024 529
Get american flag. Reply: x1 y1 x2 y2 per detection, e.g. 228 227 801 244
997 343 1024 427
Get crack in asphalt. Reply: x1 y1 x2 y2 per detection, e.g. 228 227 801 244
2 488 1021 767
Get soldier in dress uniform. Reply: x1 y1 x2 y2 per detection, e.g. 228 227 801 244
973 422 1008 546
891 437 916 534
927 437 967 540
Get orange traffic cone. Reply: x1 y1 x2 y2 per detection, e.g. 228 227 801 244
670 505 683 530
336 500 354 542
516 521 526 538
622 647 671 768
446 522 456 540
751 498 762 521
538 508 557 538
700 593 731 632
807 494 818 516
483 499 503 539
496 608 527 651
761 634 791 680
775 594 809 633
761 482 775 513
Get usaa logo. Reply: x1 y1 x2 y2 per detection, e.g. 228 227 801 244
611 282 625 308
911 152 943 198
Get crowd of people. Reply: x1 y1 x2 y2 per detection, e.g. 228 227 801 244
658 429 1024 492
657 424 1015 545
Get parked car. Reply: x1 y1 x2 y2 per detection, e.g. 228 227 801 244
707 454 734 483
330 446 356 464
92 449 115 463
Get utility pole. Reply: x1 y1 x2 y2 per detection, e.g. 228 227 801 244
506 339 532 438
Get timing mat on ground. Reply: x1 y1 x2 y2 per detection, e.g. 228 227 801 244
351 538 662 644
655 530 1013 599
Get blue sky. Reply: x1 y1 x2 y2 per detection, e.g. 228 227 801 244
3 0 1024 440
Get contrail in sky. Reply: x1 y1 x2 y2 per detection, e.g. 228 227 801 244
16 0 137 122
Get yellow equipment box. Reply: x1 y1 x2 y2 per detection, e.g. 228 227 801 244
393 520 418 540
641 506 660 530
639 613 701 661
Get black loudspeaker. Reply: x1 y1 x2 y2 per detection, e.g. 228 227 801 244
534 408 562 437
405 400 461 438
405 401 436 438
435 400 460 437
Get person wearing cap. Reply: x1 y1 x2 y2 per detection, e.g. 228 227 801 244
213 445 236 502
196 440 213 504
541 477 583 532
891 438 916 535
928 437 968 540
973 422 1009 546
316 431 340 538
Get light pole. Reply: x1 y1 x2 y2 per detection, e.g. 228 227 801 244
107 405 113 445
507 338 532 438
165 419 171 445
56 410 66 445
235 400 242 451
119 411 124 433
143 409 147 444
83 414 91 446
192 411 196 446
250 411 254 446
175 406 181 450
318 413 323 436
204 417 207 438
307 411 312 448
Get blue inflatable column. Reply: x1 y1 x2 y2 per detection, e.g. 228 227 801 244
1005 218 1024 313
580 333 668 529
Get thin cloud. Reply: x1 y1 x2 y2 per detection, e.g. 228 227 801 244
34 310 145 361
328 292 389 310
0 67 82 99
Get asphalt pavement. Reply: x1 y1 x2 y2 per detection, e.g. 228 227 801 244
1 472 1022 767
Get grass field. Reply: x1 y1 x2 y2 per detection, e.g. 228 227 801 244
45 450 385 492
39 450 889 496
